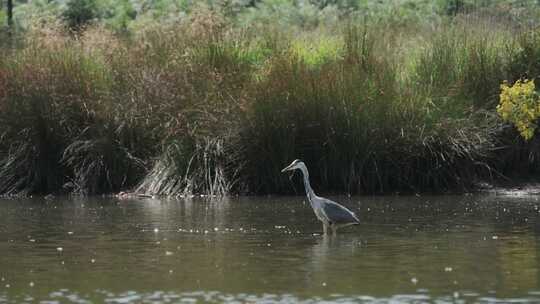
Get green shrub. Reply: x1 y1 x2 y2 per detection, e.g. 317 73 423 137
63 0 98 30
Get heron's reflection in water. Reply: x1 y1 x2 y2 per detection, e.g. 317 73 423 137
307 234 363 287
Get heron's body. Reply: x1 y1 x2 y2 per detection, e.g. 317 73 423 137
282 159 359 235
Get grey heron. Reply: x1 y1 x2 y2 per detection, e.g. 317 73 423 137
281 159 359 235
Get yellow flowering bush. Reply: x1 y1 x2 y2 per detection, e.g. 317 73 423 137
497 79 540 141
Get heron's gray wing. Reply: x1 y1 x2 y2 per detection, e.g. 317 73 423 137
321 200 359 225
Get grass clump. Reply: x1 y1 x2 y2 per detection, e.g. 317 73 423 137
239 23 503 194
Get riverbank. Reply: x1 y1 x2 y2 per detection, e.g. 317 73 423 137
1 8 540 196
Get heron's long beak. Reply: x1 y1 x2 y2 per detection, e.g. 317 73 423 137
281 164 294 173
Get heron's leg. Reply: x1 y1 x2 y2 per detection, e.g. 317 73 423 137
323 224 328 235
332 226 337 236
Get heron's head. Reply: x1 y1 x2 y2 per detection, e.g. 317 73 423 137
281 159 304 173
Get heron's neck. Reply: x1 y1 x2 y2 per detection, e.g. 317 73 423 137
299 166 316 202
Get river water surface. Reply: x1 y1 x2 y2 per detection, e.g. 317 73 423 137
1 194 540 303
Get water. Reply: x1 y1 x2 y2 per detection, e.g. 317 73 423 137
1 194 540 303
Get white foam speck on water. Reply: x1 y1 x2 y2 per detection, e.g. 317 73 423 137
68 231 74 235
153 228 159 233
29 282 34 287
56 247 63 252
91 259 96 263
492 235 499 240
411 277 418 285
445 267 453 272
104 290 142 304
214 227 219 232
165 251 173 256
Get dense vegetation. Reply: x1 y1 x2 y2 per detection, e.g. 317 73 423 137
1 1 540 196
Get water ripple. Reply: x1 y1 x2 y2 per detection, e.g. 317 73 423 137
1 290 540 304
